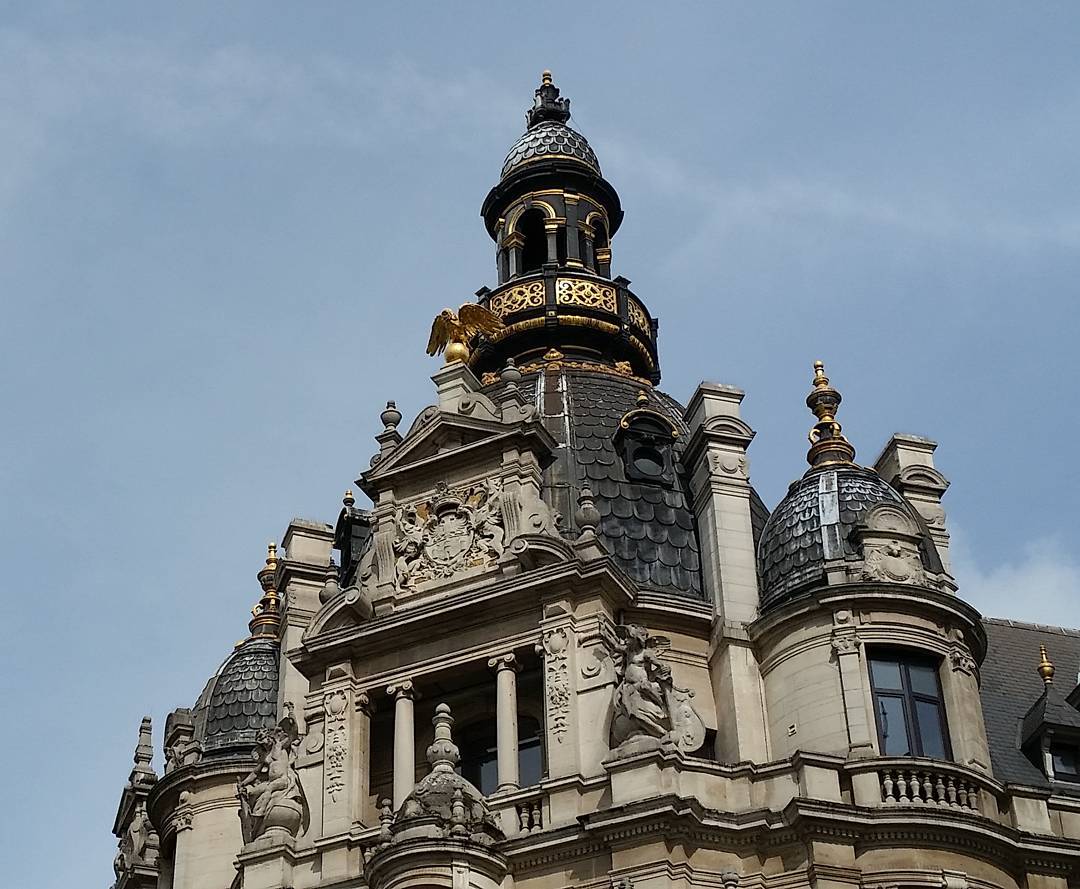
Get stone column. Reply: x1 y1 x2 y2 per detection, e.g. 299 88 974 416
544 221 559 264
832 613 875 758
489 653 520 792
386 680 416 808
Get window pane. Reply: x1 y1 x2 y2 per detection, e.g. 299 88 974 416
478 754 499 796
915 700 948 759
877 696 911 755
519 737 543 788
908 663 940 697
1052 745 1079 778
870 658 903 691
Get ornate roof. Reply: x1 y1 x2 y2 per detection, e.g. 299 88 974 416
757 465 913 607
501 120 600 179
196 636 280 757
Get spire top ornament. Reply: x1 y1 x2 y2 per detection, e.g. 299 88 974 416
805 360 856 470
527 69 571 128
1038 644 1056 685
248 541 283 639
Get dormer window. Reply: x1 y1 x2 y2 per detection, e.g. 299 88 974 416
615 404 679 486
1052 743 1080 781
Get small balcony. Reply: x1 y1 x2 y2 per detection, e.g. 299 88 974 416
845 757 1003 814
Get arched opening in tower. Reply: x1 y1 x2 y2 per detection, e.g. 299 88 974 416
519 209 546 273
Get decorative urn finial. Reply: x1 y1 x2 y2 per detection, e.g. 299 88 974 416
805 360 856 469
1038 644 1056 685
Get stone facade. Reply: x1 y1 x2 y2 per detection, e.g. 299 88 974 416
111 73 1080 889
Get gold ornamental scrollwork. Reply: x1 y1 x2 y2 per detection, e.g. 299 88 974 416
626 297 649 332
555 277 617 313
489 281 545 318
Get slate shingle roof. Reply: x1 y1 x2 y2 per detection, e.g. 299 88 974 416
198 637 280 756
501 120 600 179
561 372 703 597
981 619 1080 789
757 466 909 607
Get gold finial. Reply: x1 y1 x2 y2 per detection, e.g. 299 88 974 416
249 541 283 639
542 70 553 86
805 360 856 470
1038 644 1055 685
343 489 355 508
636 390 649 406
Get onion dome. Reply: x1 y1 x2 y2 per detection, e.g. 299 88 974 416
757 363 941 609
192 544 283 758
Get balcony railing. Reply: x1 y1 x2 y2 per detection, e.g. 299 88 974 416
845 757 1002 814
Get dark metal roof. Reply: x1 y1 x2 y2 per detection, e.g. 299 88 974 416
981 619 1080 789
197 637 280 757
756 464 942 609
501 121 600 179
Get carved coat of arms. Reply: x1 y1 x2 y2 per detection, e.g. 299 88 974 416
393 479 505 589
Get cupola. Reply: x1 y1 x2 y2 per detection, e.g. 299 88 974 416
471 73 660 383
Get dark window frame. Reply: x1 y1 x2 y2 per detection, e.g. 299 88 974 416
868 650 952 760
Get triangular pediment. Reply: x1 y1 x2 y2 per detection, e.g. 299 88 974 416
359 409 557 494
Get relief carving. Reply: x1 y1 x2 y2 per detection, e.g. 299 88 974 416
392 479 505 590
323 690 349 803
610 625 705 755
541 628 571 742
861 542 925 585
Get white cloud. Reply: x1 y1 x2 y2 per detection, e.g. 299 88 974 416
950 529 1080 628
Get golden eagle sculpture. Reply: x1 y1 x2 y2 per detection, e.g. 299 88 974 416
426 303 504 363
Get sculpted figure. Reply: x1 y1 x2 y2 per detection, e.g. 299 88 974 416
610 624 705 754
237 705 308 843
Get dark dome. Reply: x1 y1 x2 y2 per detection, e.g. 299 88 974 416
757 464 934 609
501 120 600 179
195 637 280 757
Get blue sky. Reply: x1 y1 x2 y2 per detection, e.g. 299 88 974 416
2 4 1079 885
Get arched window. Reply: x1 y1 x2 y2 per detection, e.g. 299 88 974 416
518 209 546 274
457 715 544 794
556 225 568 265
578 228 589 268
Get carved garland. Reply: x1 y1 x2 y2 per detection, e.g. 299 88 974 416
542 628 571 742
323 690 349 802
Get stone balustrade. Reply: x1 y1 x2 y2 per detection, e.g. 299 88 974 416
845 757 1002 814
488 785 547 838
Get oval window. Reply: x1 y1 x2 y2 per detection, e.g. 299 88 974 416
632 445 665 478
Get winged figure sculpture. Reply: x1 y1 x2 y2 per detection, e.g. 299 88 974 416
426 303 505 363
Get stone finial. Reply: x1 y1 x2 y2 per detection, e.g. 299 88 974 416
249 542 283 639
380 400 402 431
1038 644 1055 685
134 716 154 773
575 483 601 535
426 703 461 772
500 358 522 385
319 564 341 605
805 360 856 469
